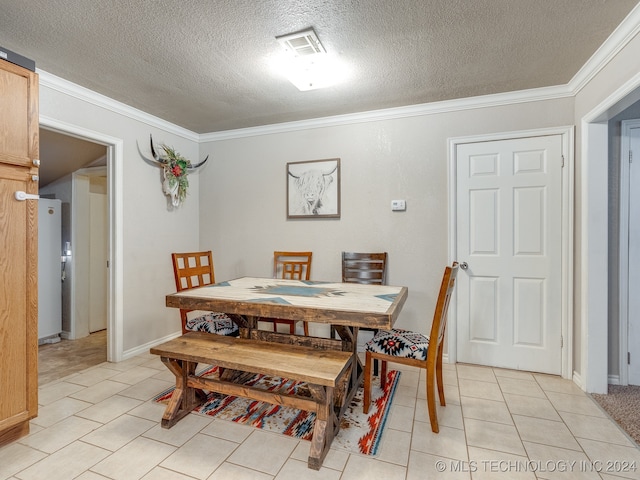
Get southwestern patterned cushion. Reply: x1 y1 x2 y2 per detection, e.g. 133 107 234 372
365 328 430 361
186 312 239 336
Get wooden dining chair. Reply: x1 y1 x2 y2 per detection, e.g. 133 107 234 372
342 252 388 285
171 251 241 336
259 251 312 336
363 262 459 433
337 252 388 373
274 251 313 282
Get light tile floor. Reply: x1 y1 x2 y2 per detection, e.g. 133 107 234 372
3 355 640 480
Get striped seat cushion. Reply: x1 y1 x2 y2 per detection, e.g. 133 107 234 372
365 328 429 361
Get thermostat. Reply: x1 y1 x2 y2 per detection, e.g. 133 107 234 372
391 200 406 211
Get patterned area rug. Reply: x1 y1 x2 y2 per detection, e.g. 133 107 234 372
153 366 401 456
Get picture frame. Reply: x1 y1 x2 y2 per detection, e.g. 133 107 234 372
287 158 341 219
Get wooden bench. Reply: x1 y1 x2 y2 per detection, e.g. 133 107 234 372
150 331 352 470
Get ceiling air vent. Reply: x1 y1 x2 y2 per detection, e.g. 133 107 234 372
276 28 326 58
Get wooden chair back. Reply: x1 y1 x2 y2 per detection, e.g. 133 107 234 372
172 251 216 291
339 252 388 369
171 251 216 333
342 252 388 285
428 262 459 357
273 251 312 280
268 251 312 335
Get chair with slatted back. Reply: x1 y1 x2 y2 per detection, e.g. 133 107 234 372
363 262 459 433
336 252 388 373
259 251 312 336
342 252 388 285
171 251 240 336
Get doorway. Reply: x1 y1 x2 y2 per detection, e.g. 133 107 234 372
583 81 640 393
619 118 640 386
38 130 108 363
39 116 124 363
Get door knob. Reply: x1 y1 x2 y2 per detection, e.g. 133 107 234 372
460 262 468 270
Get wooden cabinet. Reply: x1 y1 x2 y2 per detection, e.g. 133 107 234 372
0 59 39 445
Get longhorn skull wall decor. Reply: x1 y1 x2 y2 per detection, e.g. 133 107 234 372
143 134 208 208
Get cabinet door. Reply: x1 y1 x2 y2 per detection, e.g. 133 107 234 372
0 60 39 441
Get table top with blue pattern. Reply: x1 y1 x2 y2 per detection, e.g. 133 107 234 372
167 276 408 329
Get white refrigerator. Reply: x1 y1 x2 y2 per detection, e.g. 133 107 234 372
38 198 62 342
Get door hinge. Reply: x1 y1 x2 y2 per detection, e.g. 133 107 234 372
630 150 633 164
561 155 565 167
561 336 563 348
628 352 631 365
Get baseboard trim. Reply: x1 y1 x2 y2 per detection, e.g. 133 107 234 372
121 331 182 360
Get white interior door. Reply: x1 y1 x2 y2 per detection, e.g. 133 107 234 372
456 135 563 374
626 122 640 385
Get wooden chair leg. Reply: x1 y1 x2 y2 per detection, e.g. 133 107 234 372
371 329 379 377
436 343 446 406
363 352 373 414
426 364 439 433
380 359 388 388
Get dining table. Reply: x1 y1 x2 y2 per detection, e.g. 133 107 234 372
165 276 408 416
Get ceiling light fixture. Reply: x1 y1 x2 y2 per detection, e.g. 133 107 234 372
274 28 343 91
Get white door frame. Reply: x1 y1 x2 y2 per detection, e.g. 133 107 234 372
39 116 124 362
618 118 640 386
447 126 574 379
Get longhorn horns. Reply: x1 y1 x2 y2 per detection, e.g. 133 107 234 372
149 134 209 169
288 164 337 179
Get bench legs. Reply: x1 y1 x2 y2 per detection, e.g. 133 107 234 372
158 356 339 470
160 357 204 428
307 385 337 470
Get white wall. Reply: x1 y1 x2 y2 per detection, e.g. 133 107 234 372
198 99 575 337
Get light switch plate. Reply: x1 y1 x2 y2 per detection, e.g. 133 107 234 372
391 199 406 211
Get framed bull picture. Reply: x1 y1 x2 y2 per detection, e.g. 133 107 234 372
287 158 341 219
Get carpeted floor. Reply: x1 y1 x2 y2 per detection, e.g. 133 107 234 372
591 384 640 445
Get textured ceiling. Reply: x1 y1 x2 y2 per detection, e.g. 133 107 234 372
1 0 638 135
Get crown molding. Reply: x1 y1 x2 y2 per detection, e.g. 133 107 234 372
200 85 572 142
37 70 199 141
568 2 640 95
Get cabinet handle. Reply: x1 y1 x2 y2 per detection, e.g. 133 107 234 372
15 191 40 201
